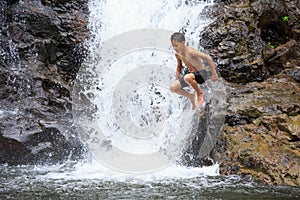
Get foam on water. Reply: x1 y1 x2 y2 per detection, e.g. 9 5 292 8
37 161 219 183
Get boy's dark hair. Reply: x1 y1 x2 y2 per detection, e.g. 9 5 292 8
170 32 185 42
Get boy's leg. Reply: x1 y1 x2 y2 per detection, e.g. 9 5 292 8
170 80 196 110
183 73 204 106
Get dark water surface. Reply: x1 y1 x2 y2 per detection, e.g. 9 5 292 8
0 163 299 199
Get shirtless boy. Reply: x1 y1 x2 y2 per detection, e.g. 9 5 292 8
169 32 218 110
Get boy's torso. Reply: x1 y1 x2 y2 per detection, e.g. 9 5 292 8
176 47 205 72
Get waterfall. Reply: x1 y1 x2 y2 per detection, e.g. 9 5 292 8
72 0 226 174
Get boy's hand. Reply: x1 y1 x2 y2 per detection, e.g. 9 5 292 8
212 73 218 82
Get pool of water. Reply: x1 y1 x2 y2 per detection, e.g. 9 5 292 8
1 162 299 199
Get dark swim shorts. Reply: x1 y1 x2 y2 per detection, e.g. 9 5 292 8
179 69 208 88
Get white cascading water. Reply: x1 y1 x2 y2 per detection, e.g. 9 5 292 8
88 0 214 45
69 0 226 178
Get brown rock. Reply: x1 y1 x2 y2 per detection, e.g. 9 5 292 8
214 74 300 186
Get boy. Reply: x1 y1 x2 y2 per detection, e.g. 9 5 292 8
169 32 218 110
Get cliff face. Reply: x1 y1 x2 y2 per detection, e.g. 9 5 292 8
0 0 89 165
200 0 300 186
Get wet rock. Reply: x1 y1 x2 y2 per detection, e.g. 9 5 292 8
0 1 89 165
0 128 84 165
0 133 29 165
23 127 84 165
181 109 210 167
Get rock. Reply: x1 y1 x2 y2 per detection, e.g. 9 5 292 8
268 40 297 62
200 0 300 83
0 133 29 165
0 127 84 165
0 0 89 165
285 68 300 83
262 41 276 60
23 127 84 165
200 1 300 185
213 74 300 186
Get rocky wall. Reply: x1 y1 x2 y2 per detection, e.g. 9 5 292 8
201 0 300 83
200 0 300 186
0 0 89 165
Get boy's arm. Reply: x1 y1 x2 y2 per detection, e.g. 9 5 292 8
195 51 218 81
175 54 183 80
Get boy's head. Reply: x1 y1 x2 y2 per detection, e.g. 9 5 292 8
171 32 185 53
170 32 185 42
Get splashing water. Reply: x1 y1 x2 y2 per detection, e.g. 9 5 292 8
72 0 226 174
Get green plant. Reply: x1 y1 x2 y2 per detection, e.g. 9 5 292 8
282 15 290 22
267 42 275 49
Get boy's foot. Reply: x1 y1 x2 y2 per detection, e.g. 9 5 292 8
188 93 196 110
197 93 204 106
